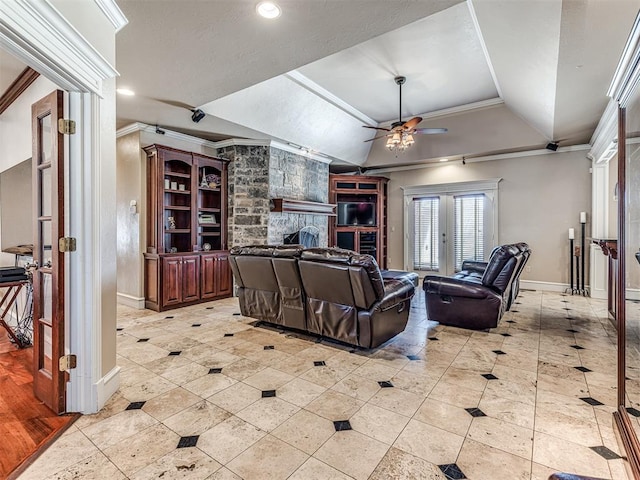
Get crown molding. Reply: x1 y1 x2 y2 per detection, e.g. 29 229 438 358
589 99 618 164
608 10 640 106
116 122 219 149
0 0 118 94
93 0 128 33
402 178 502 197
285 70 377 127
379 98 504 126
366 144 591 174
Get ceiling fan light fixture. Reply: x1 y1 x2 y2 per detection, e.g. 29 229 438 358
256 1 281 19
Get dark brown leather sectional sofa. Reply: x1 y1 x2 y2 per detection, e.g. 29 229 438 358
229 245 418 348
423 243 531 330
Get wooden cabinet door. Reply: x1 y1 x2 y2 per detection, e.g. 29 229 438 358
200 254 217 299
215 253 232 296
182 255 200 302
162 256 182 307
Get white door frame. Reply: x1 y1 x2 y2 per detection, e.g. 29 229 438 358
402 178 501 274
0 0 125 413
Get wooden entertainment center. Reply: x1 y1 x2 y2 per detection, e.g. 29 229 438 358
143 145 231 311
329 174 388 269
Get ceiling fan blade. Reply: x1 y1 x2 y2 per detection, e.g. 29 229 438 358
402 116 423 130
364 133 391 143
362 125 391 132
414 128 448 134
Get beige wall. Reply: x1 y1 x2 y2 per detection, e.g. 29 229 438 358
116 132 144 300
385 150 592 286
0 159 32 255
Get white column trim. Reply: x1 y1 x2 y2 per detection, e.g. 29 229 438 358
0 0 119 95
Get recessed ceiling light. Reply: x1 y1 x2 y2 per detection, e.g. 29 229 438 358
439 158 449 162
116 88 135 96
256 1 281 19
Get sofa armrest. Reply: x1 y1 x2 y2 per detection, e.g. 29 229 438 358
374 279 415 312
423 276 494 299
461 260 488 274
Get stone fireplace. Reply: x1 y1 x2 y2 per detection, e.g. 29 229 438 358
217 142 330 248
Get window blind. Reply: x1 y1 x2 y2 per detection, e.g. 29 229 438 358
413 197 439 271
454 194 484 270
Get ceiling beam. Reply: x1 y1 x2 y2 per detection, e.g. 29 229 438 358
0 66 39 115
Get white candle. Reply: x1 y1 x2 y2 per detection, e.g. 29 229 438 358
569 228 575 239
580 212 586 223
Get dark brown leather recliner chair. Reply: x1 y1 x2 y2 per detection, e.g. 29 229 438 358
229 246 418 348
452 242 531 310
423 244 522 330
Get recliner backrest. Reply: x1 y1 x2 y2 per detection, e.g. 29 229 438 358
298 248 384 309
481 244 520 293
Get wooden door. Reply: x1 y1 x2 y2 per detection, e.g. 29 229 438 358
200 254 217 299
32 90 65 413
215 253 232 296
181 255 200 302
162 256 182 307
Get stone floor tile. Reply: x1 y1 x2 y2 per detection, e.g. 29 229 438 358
314 430 388 480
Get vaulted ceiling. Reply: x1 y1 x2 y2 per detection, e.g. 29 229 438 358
112 0 639 168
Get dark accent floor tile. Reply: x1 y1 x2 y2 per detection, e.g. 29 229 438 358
482 373 498 380
126 401 146 410
567 329 579 333
209 368 222 374
313 361 326 367
505 320 516 324
500 333 512 337
626 407 640 417
233 312 241 316
116 327 123 331
515 302 521 305
407 355 422 361
511 310 519 313
492 350 506 355
262 390 276 398
378 381 394 388
333 420 352 432
137 338 149 343
566 317 574 320
571 345 585 350
465 407 486 418
192 323 201 327
580 397 604 406
428 337 439 341
264 345 274 350
177 435 199 448
574 366 592 373
561 300 569 303
165 316 174 319
206 306 214 310
590 445 622 460
438 463 467 479
224 333 234 337
168 351 181 356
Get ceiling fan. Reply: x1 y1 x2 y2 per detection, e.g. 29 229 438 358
364 76 447 152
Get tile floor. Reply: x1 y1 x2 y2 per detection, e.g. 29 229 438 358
18 290 628 480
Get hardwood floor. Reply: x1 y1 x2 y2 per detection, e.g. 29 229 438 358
0 334 76 479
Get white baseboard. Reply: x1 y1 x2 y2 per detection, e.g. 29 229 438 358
627 288 640 301
93 365 121 413
519 280 589 293
117 292 145 309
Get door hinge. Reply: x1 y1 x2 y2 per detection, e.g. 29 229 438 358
59 237 77 252
58 119 76 135
59 354 77 372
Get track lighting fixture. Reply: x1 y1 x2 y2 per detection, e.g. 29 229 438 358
462 156 466 165
155 125 165 135
546 142 559 151
191 108 206 123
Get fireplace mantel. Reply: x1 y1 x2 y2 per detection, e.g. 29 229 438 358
270 198 336 216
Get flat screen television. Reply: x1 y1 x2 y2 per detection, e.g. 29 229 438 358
337 202 376 226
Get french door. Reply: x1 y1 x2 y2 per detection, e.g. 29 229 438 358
32 90 66 413
407 191 495 276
